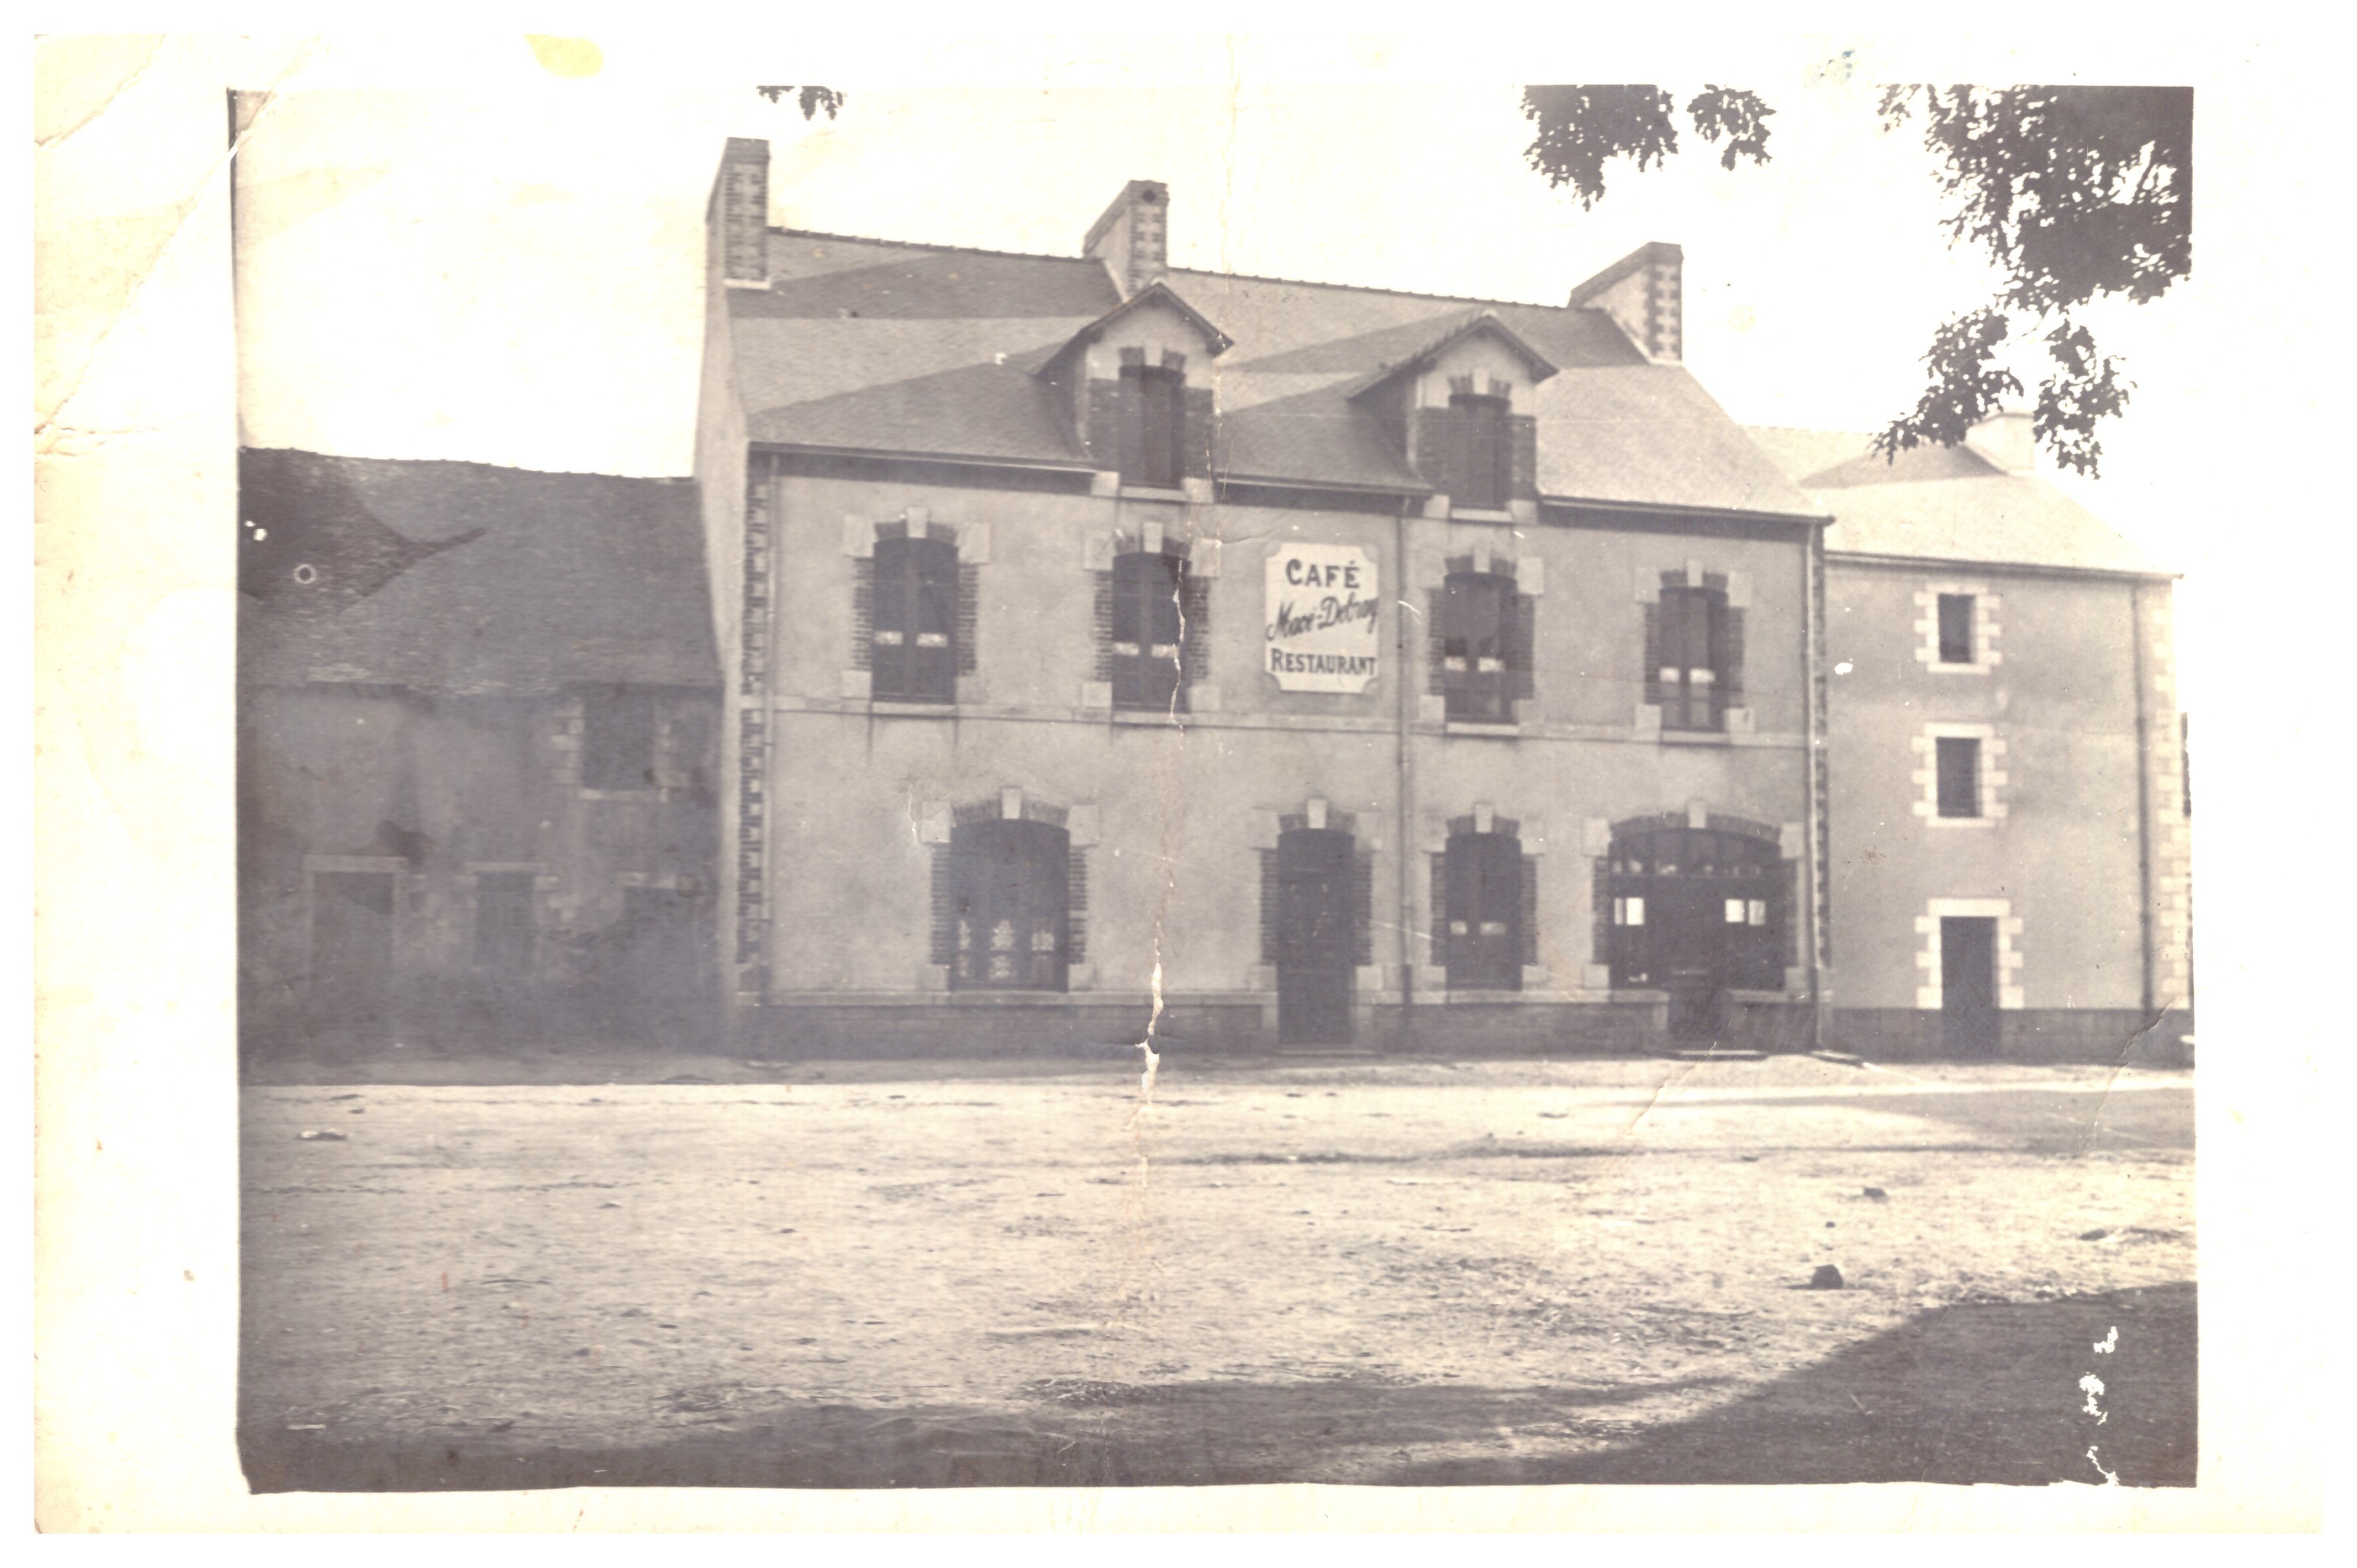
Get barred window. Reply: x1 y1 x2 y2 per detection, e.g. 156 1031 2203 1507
872 534 958 702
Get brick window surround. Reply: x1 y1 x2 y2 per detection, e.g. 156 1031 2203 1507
841 509 988 706
1635 562 1751 737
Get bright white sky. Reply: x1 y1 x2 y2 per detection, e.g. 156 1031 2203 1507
226 31 2287 718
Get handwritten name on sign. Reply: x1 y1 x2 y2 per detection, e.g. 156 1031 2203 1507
1266 544 1380 692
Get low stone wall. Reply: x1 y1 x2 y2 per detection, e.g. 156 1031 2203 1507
1831 1007 2193 1065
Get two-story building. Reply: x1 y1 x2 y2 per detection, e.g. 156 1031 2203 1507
237 449 724 1057
697 138 1834 1057
1749 422 2192 1061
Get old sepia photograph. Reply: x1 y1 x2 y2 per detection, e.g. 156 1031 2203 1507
48 30 2317 1527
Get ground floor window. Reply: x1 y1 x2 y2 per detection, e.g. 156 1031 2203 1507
1437 828 1528 990
949 817 1071 990
1602 821 1787 1031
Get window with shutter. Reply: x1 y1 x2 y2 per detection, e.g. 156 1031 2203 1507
1936 736 1981 818
871 534 959 702
1110 550 1187 710
1656 584 1728 732
948 818 1070 991
1449 394 1512 509
1441 571 1517 721
1443 831 1524 990
1121 365 1184 488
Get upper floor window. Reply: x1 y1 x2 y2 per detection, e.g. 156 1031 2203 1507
1447 393 1512 510
1935 736 1982 818
1650 580 1738 733
871 533 959 702
580 684 660 791
1440 570 1525 722
1937 593 1976 664
1119 365 1184 489
1110 550 1188 710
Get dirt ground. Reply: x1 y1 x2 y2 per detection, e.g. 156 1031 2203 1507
239 1052 2194 1490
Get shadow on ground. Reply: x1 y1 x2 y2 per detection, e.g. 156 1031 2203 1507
241 1283 2191 1491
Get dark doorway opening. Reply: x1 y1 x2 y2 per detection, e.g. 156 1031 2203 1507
1605 822 1788 1043
1274 826 1356 1044
310 871 394 1042
1941 916 2001 1056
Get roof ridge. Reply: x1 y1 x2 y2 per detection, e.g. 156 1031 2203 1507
772 227 1110 266
767 226 1604 316
242 447 696 486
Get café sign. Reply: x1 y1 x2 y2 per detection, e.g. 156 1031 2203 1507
1265 542 1380 692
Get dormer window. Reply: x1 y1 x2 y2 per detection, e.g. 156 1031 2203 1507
1448 392 1512 510
1121 363 1185 489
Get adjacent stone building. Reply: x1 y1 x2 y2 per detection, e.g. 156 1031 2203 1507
1750 422 2192 1061
237 450 722 1056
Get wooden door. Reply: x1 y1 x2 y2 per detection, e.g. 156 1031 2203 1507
1275 827 1355 1043
1941 916 2000 1056
311 871 393 1039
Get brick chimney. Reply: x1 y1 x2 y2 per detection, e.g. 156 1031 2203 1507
1965 410 2036 474
710 138 772 286
1084 180 1170 299
1567 241 1682 362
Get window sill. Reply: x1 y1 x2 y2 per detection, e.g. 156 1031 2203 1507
1443 720 1523 738
1926 815 1998 829
1607 988 1672 1004
1116 484 1189 504
1110 707 1190 726
578 787 671 802
1927 662 1996 676
1656 726 1730 745
867 700 960 717
1446 506 1516 523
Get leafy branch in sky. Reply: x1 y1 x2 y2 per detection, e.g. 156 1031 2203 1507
1520 86 1776 209
1520 83 2190 476
755 86 845 120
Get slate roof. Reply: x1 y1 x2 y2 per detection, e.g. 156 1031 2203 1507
238 449 720 695
730 231 1819 517
1744 426 2171 578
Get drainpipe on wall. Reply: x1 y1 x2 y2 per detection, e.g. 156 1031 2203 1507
1395 496 1417 1056
2131 583 2156 1019
1802 520 1829 1050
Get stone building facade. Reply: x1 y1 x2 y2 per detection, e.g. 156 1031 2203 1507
698 138 1834 1056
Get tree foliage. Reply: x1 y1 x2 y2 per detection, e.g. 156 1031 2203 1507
1521 83 2190 476
755 85 845 120
1520 86 1775 209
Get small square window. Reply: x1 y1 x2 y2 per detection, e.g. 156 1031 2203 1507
1935 736 1981 818
1937 594 1976 664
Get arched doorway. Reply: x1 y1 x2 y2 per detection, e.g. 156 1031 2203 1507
1604 817 1788 1040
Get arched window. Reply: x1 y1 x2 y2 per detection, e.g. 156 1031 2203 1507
1603 824 1785 1023
870 534 958 701
949 817 1070 991
1110 550 1187 709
